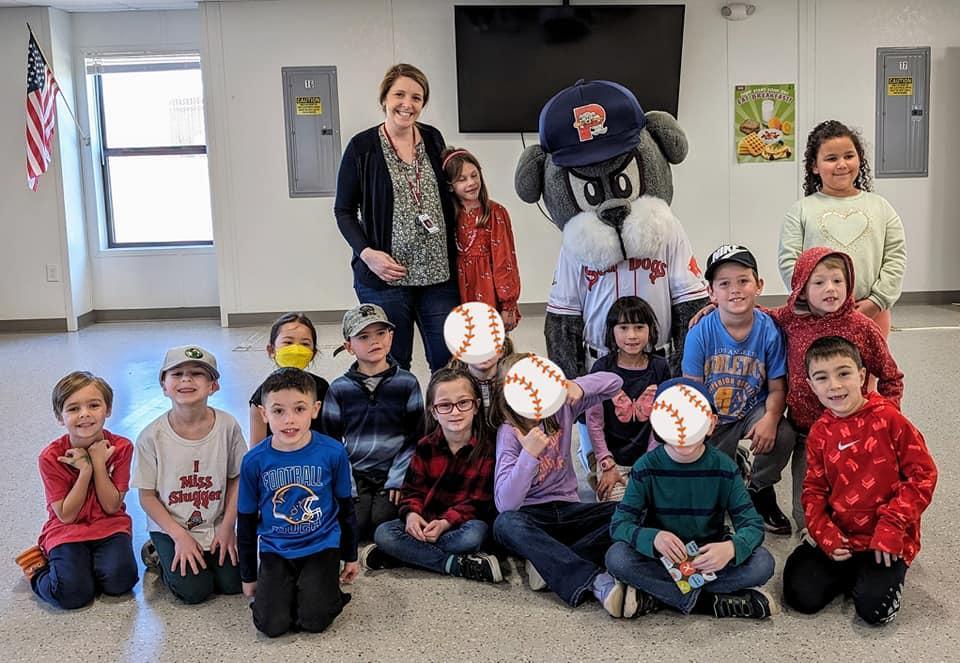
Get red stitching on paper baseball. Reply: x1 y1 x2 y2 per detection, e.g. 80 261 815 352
487 307 504 355
453 305 476 360
504 373 543 420
677 385 711 417
528 354 565 384
652 400 687 444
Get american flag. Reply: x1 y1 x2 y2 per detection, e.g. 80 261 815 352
26 33 60 192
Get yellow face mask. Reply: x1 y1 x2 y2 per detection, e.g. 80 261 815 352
274 344 314 369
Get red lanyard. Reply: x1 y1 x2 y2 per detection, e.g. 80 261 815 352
382 124 423 209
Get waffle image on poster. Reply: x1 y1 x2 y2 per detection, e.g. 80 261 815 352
503 354 567 421
443 302 506 365
660 540 717 594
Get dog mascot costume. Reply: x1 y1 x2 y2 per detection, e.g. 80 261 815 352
515 80 709 381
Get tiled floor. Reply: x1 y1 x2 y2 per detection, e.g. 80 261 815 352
0 305 957 662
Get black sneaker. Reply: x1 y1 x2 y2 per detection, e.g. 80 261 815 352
140 540 161 573
710 588 779 619
735 445 753 484
749 485 792 535
453 553 503 583
358 543 400 571
623 585 662 618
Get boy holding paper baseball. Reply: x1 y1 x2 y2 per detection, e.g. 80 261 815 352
605 377 777 620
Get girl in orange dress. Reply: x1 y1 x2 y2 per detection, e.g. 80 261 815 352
441 147 522 331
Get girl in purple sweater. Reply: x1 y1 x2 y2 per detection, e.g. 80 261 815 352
491 353 627 614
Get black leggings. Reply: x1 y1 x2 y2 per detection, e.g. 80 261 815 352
782 541 907 625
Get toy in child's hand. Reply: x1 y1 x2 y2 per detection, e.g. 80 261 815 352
443 302 506 365
661 540 717 594
504 354 568 420
650 383 713 447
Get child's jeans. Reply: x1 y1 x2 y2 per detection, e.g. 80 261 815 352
783 539 907 625
252 548 349 638
374 518 488 573
493 500 616 607
605 541 775 614
32 533 138 610
707 403 795 492
354 470 399 541
150 531 241 604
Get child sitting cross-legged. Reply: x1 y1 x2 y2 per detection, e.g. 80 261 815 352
361 366 501 582
238 368 358 638
605 378 778 620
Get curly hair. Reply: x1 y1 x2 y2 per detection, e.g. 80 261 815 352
803 120 872 196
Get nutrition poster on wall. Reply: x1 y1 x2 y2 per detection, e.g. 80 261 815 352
734 83 795 164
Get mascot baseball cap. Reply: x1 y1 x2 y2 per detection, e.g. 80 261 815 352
538 79 647 168
704 244 759 282
159 345 220 381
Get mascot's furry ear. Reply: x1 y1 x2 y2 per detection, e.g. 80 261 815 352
644 111 688 165
515 144 547 203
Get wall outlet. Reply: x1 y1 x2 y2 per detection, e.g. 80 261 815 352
45 263 60 282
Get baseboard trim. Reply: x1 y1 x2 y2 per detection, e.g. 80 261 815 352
94 307 221 323
228 310 345 327
0 318 68 333
897 290 960 305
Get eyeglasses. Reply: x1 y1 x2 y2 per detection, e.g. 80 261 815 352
432 398 478 415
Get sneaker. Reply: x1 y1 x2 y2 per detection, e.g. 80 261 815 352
710 588 779 619
525 559 547 591
14 545 47 580
749 485 792 535
359 543 401 571
735 444 753 483
623 585 662 618
453 553 503 583
593 573 625 618
140 540 161 573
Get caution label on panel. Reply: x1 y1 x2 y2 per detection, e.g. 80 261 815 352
887 77 913 96
296 96 323 115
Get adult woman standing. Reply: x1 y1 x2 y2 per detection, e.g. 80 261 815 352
334 64 459 371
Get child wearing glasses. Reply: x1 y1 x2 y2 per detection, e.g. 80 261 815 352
358 367 502 582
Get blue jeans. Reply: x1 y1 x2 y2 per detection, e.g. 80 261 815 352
32 533 138 610
605 541 775 614
493 501 616 607
354 279 460 371
374 518 488 574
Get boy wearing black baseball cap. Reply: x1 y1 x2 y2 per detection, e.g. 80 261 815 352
681 245 795 536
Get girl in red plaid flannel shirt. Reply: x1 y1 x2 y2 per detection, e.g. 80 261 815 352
357 367 503 582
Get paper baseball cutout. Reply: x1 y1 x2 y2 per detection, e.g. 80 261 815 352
649 383 713 447
443 302 506 365
503 354 568 421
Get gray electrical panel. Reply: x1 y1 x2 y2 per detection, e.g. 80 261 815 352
875 47 930 178
282 66 342 197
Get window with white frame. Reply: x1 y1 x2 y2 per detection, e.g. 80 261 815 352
88 53 213 247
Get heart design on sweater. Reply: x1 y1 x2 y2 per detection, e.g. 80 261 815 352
818 209 871 248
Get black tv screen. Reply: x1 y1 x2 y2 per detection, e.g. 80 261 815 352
455 4 684 133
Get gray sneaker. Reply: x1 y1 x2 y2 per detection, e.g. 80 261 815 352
525 559 548 591
140 540 160 573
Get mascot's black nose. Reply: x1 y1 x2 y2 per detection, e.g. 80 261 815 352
598 204 629 229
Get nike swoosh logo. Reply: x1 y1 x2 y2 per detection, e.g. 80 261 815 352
838 440 859 451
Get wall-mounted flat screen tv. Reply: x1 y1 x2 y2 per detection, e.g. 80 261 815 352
454 4 685 133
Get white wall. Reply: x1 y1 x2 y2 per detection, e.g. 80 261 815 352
70 9 219 311
0 8 71 321
2 0 957 325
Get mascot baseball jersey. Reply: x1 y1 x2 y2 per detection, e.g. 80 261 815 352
238 431 353 558
547 224 707 353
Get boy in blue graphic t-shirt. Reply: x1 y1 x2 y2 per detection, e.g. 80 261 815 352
682 245 795 536
238 368 359 638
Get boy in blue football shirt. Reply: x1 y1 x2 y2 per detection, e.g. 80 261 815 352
238 368 359 638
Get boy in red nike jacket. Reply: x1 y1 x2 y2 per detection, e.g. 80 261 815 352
782 337 936 625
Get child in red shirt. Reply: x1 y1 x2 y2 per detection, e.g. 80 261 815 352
442 147 522 331
782 337 936 625
16 372 138 609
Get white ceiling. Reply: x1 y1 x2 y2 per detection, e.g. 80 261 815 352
0 0 259 11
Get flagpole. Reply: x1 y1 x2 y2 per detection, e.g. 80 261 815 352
27 22 91 147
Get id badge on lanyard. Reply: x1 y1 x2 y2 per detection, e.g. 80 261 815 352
383 124 439 235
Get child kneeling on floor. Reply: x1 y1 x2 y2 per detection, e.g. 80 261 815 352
782 337 936 625
605 377 778 620
362 366 501 582
238 368 358 637
17 371 138 609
